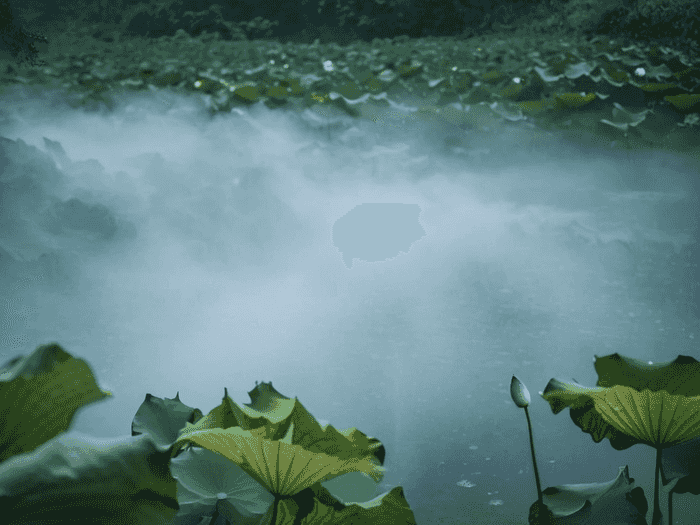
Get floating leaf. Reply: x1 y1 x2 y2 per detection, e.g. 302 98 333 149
529 466 648 525
552 91 596 110
664 93 700 112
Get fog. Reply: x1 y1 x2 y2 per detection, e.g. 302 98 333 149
1 84 698 524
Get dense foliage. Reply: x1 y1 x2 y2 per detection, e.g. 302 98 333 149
5 0 699 56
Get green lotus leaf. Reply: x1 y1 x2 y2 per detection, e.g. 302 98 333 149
264 484 417 525
528 465 647 525
592 354 700 496
664 94 700 112
552 91 596 110
177 383 386 468
131 392 204 451
0 343 112 463
634 82 679 93
0 432 178 525
594 353 700 395
179 385 296 439
169 445 274 522
232 83 263 103
541 380 700 449
172 426 385 497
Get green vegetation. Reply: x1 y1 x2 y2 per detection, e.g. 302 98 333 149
0 0 698 162
2 4 699 522
2 15 699 160
2 343 699 524
511 355 700 525
0 343 415 524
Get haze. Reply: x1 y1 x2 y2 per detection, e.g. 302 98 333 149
1 83 698 523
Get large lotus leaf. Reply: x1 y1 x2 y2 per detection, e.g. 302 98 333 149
169 449 398 525
169 445 274 525
541 380 700 450
303 423 387 466
260 484 417 525
0 431 179 525
600 102 652 132
594 353 700 396
179 383 386 467
239 381 298 431
528 466 648 525
0 343 112 463
172 426 385 498
178 384 300 442
131 392 204 450
590 353 700 490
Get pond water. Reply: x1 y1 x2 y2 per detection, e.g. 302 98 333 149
1 84 698 524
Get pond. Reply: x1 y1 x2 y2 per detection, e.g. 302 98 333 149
0 35 698 523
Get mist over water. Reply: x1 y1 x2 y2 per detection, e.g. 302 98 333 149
1 84 698 523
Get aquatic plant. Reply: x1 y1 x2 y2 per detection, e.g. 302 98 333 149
2 342 698 524
511 354 700 525
0 343 416 524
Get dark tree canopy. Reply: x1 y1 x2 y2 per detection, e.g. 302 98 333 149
0 0 48 66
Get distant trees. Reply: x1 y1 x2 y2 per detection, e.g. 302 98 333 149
0 0 48 66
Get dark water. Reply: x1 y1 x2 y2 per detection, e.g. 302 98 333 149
0 84 698 524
